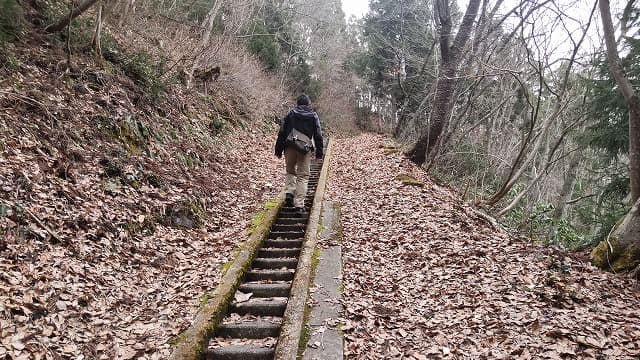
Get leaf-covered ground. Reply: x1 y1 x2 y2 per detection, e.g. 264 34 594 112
0 45 283 358
327 134 640 359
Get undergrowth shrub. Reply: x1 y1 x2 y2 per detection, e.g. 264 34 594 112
0 0 24 44
104 46 168 100
54 16 95 50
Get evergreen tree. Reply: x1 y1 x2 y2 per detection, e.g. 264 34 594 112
359 0 436 124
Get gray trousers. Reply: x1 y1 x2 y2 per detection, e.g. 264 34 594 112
284 147 312 208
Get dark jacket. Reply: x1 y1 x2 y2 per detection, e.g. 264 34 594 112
275 105 323 157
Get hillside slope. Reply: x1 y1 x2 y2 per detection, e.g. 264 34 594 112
328 134 640 359
0 33 286 358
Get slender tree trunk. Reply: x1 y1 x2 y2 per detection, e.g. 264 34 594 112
600 0 640 203
91 0 104 55
200 0 223 46
407 0 481 165
629 103 640 202
548 156 580 243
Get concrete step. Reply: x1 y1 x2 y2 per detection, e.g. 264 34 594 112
258 248 300 258
278 211 307 220
274 218 305 225
279 207 307 214
246 269 295 282
252 257 298 269
263 239 303 248
268 231 304 240
278 209 309 224
230 299 287 316
206 345 274 360
271 223 305 232
217 320 281 339
238 282 291 297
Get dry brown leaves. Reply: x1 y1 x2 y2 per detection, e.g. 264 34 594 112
0 45 284 358
327 134 640 359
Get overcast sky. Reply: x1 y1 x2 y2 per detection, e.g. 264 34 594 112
342 0 369 19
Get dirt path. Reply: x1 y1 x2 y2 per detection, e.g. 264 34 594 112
327 134 640 359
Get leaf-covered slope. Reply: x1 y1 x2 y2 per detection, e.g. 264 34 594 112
328 134 640 359
0 40 283 358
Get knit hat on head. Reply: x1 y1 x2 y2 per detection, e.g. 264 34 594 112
296 94 310 106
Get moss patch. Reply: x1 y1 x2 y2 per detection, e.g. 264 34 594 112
590 237 640 272
168 331 187 346
395 174 424 187
124 215 157 237
247 200 279 235
164 198 207 229
99 115 151 153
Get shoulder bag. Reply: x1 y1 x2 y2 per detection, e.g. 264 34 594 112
286 128 313 153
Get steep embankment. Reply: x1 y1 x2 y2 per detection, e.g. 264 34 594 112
328 134 640 359
0 40 284 357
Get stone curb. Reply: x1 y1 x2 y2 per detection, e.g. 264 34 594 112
168 193 284 360
274 139 334 360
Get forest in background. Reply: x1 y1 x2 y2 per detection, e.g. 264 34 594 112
1 0 639 269
350 0 640 270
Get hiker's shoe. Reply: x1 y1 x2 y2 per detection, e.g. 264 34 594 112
285 193 294 207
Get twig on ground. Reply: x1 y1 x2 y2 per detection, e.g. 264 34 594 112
23 207 62 244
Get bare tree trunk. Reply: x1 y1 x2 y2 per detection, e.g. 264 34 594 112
200 0 224 46
548 155 580 242
600 0 640 203
185 0 224 87
590 0 640 272
45 0 101 33
407 0 481 165
66 0 73 68
91 0 104 55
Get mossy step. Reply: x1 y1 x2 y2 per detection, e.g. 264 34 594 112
258 248 300 258
251 257 298 269
216 320 281 339
230 299 288 316
246 269 295 282
262 239 303 248
205 344 274 360
238 282 291 297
